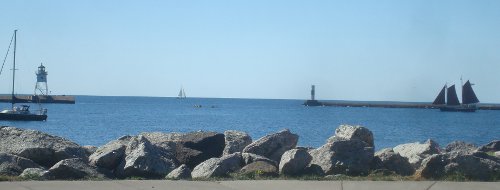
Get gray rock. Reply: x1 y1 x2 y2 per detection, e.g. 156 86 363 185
140 132 182 150
19 168 48 179
82 145 98 156
142 131 225 168
279 149 312 176
223 130 252 156
393 139 440 168
191 152 243 179
330 125 374 147
0 153 43 176
0 126 88 167
444 141 477 155
444 154 500 181
89 135 133 170
374 148 414 176
239 161 278 176
496 151 500 158
296 146 315 152
310 138 373 175
241 153 277 166
242 129 298 163
419 151 500 180
116 135 177 178
478 140 500 152
166 164 191 179
46 158 111 180
303 164 325 176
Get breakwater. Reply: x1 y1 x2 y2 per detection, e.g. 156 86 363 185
303 100 500 110
0 125 498 181
0 95 75 104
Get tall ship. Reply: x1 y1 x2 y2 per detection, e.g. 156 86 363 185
0 30 47 121
432 80 479 112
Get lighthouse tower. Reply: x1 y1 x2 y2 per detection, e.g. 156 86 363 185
34 63 49 96
311 85 316 101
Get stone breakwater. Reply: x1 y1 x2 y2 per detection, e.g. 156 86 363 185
0 125 499 181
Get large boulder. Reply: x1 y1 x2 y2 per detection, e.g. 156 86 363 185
0 153 43 176
46 158 111 180
19 168 48 179
82 145 98 156
239 161 278 177
419 151 500 180
242 129 298 163
310 138 373 175
444 141 477 155
89 135 133 170
241 153 277 166
279 149 312 176
393 139 440 168
374 148 414 176
115 135 178 178
0 126 88 167
223 130 252 156
191 153 243 179
330 125 374 147
142 131 225 169
478 140 500 152
165 164 192 179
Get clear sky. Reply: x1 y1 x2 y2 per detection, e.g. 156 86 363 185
1 0 499 102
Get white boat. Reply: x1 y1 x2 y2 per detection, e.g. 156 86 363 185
0 30 47 121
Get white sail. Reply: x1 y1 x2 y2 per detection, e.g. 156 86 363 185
178 88 183 98
178 87 186 99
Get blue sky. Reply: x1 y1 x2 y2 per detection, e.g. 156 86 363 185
1 1 499 102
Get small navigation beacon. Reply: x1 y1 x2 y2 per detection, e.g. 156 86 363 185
34 63 49 96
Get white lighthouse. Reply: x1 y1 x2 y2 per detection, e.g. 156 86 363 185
34 63 49 96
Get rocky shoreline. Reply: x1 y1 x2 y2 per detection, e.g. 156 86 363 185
0 125 499 181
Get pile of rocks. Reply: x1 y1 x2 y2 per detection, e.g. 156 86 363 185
0 125 498 180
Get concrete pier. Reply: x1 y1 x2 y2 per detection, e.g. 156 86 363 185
0 95 75 104
304 100 500 110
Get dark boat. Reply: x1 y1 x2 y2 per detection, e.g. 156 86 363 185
432 80 479 112
0 30 47 121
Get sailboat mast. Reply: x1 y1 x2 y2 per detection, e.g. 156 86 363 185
11 30 17 109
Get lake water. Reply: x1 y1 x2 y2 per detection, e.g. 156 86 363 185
0 96 499 150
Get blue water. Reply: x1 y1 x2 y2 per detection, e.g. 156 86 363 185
0 96 499 150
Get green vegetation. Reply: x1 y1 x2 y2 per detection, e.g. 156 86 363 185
2 170 499 182
0 175 21 181
19 173 44 181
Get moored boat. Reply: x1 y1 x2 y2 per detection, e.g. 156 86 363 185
0 30 47 121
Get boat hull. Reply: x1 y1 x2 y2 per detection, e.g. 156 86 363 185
439 106 477 112
0 113 47 121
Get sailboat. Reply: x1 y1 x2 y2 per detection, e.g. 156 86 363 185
432 80 479 112
177 87 186 99
0 30 47 121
